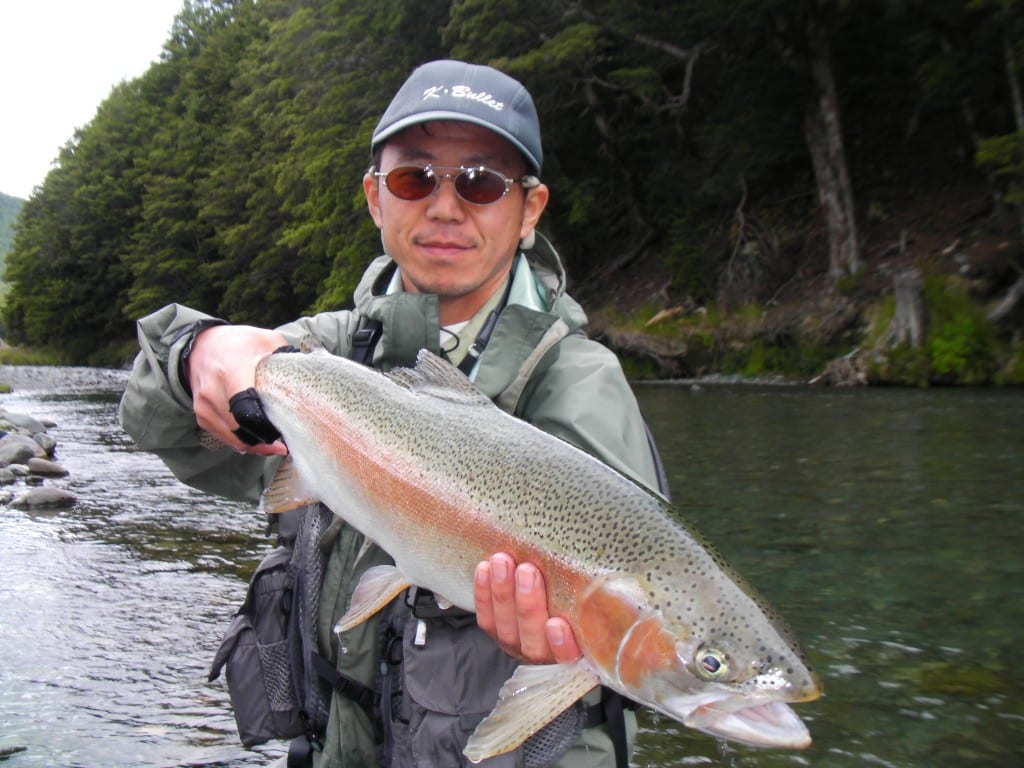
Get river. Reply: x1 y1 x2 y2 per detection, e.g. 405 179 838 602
0 366 1021 767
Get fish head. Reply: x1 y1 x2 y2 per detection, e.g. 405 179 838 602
656 614 823 749
579 569 822 750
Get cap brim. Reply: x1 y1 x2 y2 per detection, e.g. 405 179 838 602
372 110 541 173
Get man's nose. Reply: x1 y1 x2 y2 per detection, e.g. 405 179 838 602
425 174 465 219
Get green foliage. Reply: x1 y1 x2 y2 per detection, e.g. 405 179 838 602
0 345 65 366
999 338 1024 384
923 277 999 384
1 0 1022 368
0 191 23 260
976 132 1024 205
866 276 1001 385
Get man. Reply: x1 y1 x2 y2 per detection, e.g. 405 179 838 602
119 59 663 767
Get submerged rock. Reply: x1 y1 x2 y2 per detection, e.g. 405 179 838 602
10 487 77 509
27 457 69 477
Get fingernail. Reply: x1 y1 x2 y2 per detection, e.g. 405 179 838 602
516 566 536 592
493 557 509 582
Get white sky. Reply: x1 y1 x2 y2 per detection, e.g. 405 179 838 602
0 0 185 199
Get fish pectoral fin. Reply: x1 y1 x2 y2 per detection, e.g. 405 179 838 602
463 660 600 764
335 564 413 633
259 455 319 515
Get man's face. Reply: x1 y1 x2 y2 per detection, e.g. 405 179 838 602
364 121 548 324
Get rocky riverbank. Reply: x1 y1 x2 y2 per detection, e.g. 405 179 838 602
0 407 76 510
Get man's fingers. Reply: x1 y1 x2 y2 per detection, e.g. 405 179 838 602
513 563 554 662
545 617 582 663
474 560 497 635
473 554 583 664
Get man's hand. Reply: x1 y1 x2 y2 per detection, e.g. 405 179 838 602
474 552 582 664
188 324 290 456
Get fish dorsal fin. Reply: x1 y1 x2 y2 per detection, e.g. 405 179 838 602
385 349 494 407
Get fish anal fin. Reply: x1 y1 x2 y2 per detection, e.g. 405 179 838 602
259 455 319 515
463 660 600 763
335 564 413 634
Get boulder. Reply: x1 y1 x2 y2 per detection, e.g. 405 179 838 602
0 434 46 466
0 410 49 434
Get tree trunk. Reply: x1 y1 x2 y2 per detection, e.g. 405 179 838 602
803 14 861 280
886 268 926 347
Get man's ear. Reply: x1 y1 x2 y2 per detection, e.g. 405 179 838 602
364 171 384 228
520 183 549 240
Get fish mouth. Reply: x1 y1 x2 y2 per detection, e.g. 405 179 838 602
684 699 812 749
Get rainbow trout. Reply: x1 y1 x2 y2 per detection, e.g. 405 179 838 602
254 347 822 761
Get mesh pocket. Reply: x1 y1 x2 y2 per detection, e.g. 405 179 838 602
257 639 297 713
522 704 582 768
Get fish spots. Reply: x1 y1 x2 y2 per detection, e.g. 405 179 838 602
257 351 823 722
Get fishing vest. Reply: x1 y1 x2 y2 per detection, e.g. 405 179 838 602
210 305 666 768
321 315 662 768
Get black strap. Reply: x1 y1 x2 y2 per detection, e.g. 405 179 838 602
603 692 629 768
351 317 383 366
311 650 378 717
287 734 314 768
457 272 514 374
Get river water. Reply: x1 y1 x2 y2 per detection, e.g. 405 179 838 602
0 366 1021 767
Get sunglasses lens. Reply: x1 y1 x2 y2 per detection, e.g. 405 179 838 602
454 168 508 204
385 167 436 200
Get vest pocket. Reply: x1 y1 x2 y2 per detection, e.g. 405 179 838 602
209 546 303 747
392 613 522 767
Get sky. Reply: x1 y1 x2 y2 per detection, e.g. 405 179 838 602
0 0 185 200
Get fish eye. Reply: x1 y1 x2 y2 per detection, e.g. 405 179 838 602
694 646 730 681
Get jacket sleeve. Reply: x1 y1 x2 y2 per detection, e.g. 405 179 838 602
117 303 358 502
518 333 662 494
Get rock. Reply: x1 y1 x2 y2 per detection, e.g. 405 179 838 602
0 434 46 466
0 468 16 486
0 410 48 434
0 489 14 506
10 487 76 509
25 475 44 487
27 457 68 477
32 432 58 457
5 464 28 476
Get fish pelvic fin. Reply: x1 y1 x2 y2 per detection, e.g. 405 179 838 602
463 660 600 764
259 455 320 515
384 349 494 407
335 564 413 633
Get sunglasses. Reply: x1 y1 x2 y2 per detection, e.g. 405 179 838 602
374 164 541 206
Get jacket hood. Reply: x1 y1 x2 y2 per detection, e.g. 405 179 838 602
351 233 588 332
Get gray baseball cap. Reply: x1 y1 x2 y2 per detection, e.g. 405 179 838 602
371 60 543 173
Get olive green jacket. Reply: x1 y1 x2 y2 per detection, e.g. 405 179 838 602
118 239 660 767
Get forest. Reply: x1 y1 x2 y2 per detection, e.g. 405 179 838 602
3 0 1024 384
